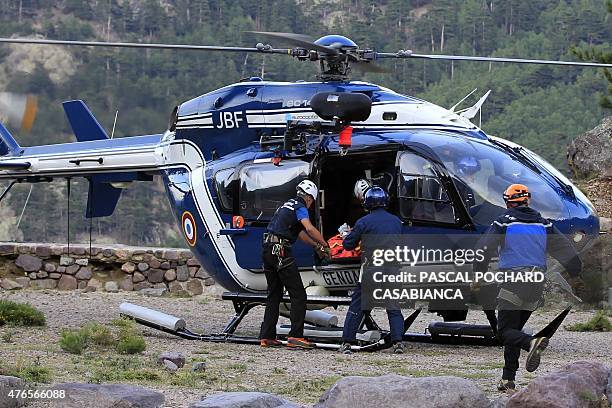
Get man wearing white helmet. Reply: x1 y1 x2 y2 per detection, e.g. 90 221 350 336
260 179 330 349
353 178 372 203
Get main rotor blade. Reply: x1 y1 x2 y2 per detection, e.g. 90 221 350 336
0 37 291 54
377 51 612 68
246 31 339 55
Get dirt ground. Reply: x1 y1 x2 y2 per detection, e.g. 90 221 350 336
1 289 611 407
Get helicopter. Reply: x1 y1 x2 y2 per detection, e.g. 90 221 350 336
0 32 608 350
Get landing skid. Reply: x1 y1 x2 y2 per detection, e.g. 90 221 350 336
119 293 571 351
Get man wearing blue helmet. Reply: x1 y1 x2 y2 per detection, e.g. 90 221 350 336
339 186 405 354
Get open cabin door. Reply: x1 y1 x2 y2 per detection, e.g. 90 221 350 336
228 159 315 270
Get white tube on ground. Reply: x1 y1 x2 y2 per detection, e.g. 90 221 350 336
119 302 186 331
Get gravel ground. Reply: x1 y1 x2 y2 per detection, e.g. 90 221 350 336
1 289 611 407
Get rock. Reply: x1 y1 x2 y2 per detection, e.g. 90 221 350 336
169 281 187 295
44 263 57 273
204 277 216 286
36 270 48 279
147 268 164 283
105 281 119 293
87 278 103 289
158 352 186 368
52 383 164 408
60 256 75 266
0 279 22 290
186 279 203 296
0 375 28 408
75 267 92 280
34 246 51 257
78 281 87 289
139 287 167 297
567 116 612 178
71 247 86 256
149 259 161 269
121 262 136 273
132 272 146 283
137 262 149 272
195 268 209 279
49 273 62 279
164 250 180 261
190 392 300 408
15 254 42 272
119 276 134 291
164 269 177 282
83 286 96 293
57 275 78 290
76 258 89 266
57 266 66 273
65 264 80 275
187 258 200 267
189 267 199 278
133 282 152 291
163 359 178 372
600 217 612 234
490 395 510 408
160 261 171 270
33 279 57 289
15 277 30 289
0 243 16 255
176 265 189 282
315 375 490 408
192 362 206 372
508 361 610 408
28 272 37 279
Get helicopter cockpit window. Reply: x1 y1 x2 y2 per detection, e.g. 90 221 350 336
397 152 456 224
238 161 310 222
213 168 236 212
423 133 568 225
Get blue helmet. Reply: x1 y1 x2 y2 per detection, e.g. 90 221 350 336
456 156 481 177
363 186 389 210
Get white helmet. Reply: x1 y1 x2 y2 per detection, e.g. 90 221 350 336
297 180 318 200
354 178 372 201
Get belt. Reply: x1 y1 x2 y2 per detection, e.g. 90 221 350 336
263 233 291 246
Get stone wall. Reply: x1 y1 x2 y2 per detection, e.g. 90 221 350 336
0 243 216 296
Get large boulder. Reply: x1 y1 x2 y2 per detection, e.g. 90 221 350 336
567 116 612 178
507 361 610 408
314 375 489 408
0 376 28 408
190 392 301 408
15 254 42 272
51 383 164 408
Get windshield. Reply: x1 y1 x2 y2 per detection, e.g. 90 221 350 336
420 133 568 225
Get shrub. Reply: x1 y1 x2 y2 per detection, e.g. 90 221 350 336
59 329 89 354
0 300 45 327
1 359 52 383
566 311 612 332
82 322 113 346
115 328 146 354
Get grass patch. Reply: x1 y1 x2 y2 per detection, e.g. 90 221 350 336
227 363 247 372
59 320 146 355
169 371 220 387
0 359 52 383
565 311 612 332
272 367 286 374
279 376 341 402
0 300 45 327
1 329 16 343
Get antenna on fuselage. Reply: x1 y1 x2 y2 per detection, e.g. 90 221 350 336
111 110 118 139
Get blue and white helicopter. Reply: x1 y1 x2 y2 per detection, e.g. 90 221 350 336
0 33 608 349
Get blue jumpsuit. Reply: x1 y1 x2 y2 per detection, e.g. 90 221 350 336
342 208 405 343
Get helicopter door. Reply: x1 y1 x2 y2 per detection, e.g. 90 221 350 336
231 160 313 270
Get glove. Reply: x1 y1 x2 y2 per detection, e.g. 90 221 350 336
315 244 332 261
338 223 351 238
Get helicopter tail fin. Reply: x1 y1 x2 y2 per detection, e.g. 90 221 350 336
0 121 21 156
62 100 109 142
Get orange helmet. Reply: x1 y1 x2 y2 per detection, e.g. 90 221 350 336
503 184 531 203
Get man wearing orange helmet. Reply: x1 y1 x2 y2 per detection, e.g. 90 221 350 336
474 183 582 392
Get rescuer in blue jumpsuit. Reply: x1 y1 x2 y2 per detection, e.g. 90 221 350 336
259 180 330 349
339 187 405 354
473 183 583 391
